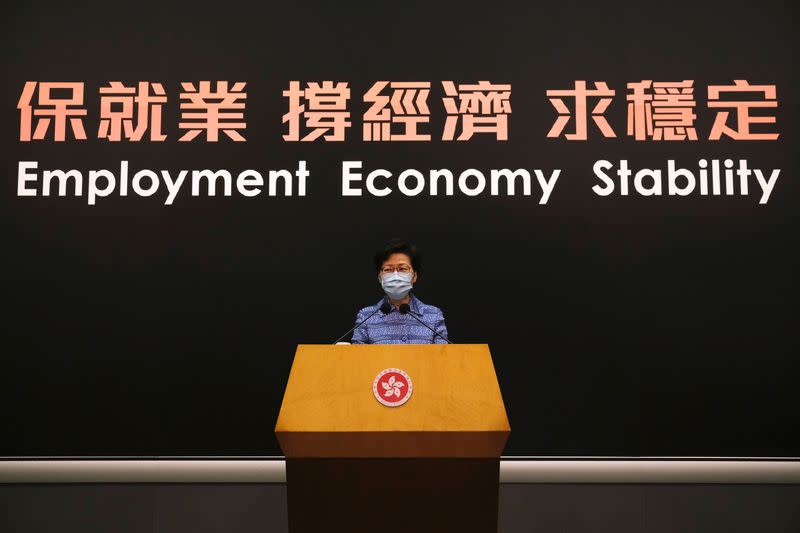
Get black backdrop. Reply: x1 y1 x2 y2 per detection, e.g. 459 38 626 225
2 1 798 456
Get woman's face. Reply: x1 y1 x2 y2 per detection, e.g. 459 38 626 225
378 253 417 285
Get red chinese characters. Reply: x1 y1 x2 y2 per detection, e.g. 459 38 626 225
17 79 778 143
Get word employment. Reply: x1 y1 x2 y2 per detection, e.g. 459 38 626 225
17 161 310 205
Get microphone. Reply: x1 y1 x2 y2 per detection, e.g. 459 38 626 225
398 303 452 344
332 301 392 344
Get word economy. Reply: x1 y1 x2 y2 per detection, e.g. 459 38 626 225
16 159 779 205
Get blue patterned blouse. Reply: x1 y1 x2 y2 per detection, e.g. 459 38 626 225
350 293 449 344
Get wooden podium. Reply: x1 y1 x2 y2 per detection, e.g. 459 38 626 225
275 344 510 533
275 343 510 458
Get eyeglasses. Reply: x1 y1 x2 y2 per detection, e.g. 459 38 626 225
380 265 413 274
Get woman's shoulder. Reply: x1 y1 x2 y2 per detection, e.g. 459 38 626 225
412 295 444 316
357 298 385 317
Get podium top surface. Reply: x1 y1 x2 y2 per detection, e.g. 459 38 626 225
274 343 510 433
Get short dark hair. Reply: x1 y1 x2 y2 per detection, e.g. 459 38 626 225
373 239 422 274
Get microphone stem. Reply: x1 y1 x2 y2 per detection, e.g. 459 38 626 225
332 304 384 344
405 309 452 344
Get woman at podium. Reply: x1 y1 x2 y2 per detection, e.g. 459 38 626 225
350 239 449 344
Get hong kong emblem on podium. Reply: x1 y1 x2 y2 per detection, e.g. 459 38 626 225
373 368 413 407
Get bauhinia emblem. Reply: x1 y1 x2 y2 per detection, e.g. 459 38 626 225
373 368 413 407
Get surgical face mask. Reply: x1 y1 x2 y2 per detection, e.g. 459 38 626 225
380 271 414 300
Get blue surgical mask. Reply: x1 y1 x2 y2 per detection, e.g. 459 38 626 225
380 271 413 300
